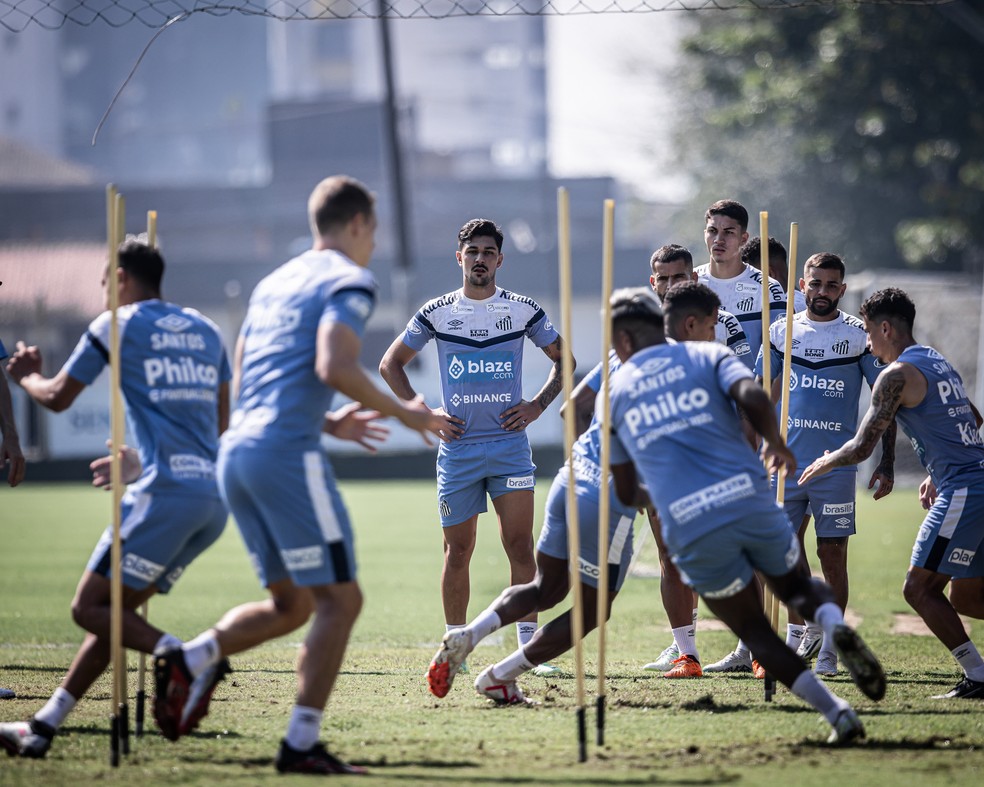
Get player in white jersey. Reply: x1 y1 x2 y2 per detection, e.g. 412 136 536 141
151 177 446 774
801 288 984 700
607 287 885 744
741 235 807 313
1 240 232 758
694 200 786 371
380 218 567 675
757 252 896 677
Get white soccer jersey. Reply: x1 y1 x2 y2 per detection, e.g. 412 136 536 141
754 311 879 471
716 308 751 363
401 287 558 443
695 263 786 369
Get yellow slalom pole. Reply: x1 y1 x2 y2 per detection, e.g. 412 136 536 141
134 210 157 740
557 187 586 763
595 199 614 747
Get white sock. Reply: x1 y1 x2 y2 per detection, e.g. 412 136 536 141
516 622 537 648
786 624 806 649
672 624 698 660
493 648 535 680
734 640 751 657
154 632 182 653
284 705 322 752
790 670 848 724
464 608 502 646
952 641 984 681
692 607 699 628
183 631 221 679
34 687 77 730
813 602 844 641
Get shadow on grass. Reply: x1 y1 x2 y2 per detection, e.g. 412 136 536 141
339 767 741 785
2 664 72 673
797 735 981 751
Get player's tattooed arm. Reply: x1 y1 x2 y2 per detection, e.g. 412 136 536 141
501 337 568 430
800 365 905 485
868 417 897 500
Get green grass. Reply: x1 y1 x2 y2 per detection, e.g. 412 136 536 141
1 481 982 784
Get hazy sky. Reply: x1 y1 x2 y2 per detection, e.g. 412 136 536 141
546 13 691 200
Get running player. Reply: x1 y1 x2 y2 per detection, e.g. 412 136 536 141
758 253 895 676
151 176 446 774
608 286 885 744
424 344 636 704
380 218 567 676
0 240 231 758
800 287 984 700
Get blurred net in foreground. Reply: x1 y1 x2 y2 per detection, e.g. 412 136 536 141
0 0 954 32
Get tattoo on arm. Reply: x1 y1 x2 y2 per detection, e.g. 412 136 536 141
834 367 905 467
533 339 564 412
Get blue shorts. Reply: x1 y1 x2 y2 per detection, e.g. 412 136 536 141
88 492 227 593
911 484 984 578
219 443 357 588
783 470 856 538
536 471 636 591
671 506 801 599
436 435 536 527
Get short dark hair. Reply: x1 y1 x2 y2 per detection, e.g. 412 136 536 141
611 287 664 343
308 175 375 238
740 236 787 267
860 287 916 332
458 219 503 251
662 281 720 331
705 199 748 232
118 238 164 293
649 244 693 275
804 252 846 280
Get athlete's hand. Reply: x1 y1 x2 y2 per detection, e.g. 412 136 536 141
797 450 832 486
5 341 43 384
89 442 142 488
400 395 459 446
762 440 796 479
1 434 25 487
500 399 540 432
918 475 937 510
867 461 895 501
324 402 390 453
432 406 465 442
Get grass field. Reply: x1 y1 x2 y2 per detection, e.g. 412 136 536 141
1 480 982 785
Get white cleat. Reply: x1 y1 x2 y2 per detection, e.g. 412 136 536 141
530 662 562 678
426 628 474 698
826 707 865 746
815 650 839 677
475 666 534 705
642 642 680 672
797 628 824 663
703 649 753 673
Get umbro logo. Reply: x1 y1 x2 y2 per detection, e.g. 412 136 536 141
154 314 193 333
447 319 464 330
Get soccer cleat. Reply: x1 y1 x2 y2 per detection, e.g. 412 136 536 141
643 642 680 672
426 628 474 698
826 707 865 746
275 740 368 775
931 676 984 700
663 655 702 679
475 666 532 705
153 646 195 741
832 624 886 701
0 719 55 758
530 662 562 678
179 658 232 736
797 628 824 663
815 651 839 677
752 659 766 680
0 688 15 700
703 649 753 673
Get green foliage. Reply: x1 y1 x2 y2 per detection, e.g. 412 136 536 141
671 7 984 271
1 482 983 784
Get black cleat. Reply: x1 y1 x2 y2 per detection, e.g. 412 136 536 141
932 676 984 700
275 740 368 775
832 624 886 701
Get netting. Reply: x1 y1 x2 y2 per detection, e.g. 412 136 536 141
0 0 952 32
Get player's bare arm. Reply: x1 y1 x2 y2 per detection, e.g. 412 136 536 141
562 370 598 439
612 461 651 509
6 342 85 413
320 321 448 444
867 417 897 501
378 336 464 439
730 377 795 477
0 367 25 487
798 363 907 485
500 337 568 431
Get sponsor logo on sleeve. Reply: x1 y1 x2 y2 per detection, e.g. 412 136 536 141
345 293 372 320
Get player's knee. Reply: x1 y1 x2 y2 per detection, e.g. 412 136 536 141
902 572 933 609
273 590 315 628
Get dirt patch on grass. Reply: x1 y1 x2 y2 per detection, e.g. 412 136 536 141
891 613 974 636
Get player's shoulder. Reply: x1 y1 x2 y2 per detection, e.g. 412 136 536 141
499 288 543 312
840 311 866 332
418 289 462 317
173 304 224 338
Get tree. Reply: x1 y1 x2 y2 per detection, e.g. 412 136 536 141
668 5 984 272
